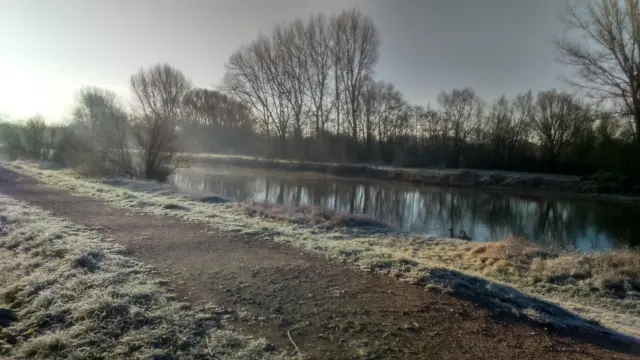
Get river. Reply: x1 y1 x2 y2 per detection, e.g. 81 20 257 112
169 166 640 252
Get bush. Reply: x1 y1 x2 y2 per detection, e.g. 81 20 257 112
0 122 24 160
0 117 86 166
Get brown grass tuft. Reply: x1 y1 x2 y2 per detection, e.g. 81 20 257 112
532 250 640 293
466 237 554 271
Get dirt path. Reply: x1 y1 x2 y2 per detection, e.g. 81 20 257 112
0 167 638 360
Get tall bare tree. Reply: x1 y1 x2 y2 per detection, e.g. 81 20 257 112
130 63 191 180
332 9 381 159
360 80 405 160
483 92 533 168
485 95 513 166
225 36 293 156
437 88 483 167
557 0 640 148
302 13 335 156
272 21 308 157
225 37 275 139
531 90 590 170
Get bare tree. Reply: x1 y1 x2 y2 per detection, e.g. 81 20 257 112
182 88 252 130
181 88 254 153
225 37 275 139
223 8 380 161
272 21 308 158
361 80 406 160
302 13 335 157
224 36 293 157
507 91 534 166
557 0 640 147
72 87 135 176
416 106 447 166
437 88 483 167
531 90 590 170
215 8 635 175
130 63 191 180
332 9 381 159
485 95 513 165
483 92 533 168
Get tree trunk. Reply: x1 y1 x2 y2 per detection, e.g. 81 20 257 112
632 109 640 175
634 109 640 151
279 134 287 159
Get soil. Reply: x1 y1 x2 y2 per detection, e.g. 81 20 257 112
0 167 638 360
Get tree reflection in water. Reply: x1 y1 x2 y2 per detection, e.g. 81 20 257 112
171 168 640 251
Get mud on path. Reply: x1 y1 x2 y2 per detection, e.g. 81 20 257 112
0 167 638 360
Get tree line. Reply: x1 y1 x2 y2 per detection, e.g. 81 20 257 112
0 65 256 180
2 2 640 179
222 7 638 175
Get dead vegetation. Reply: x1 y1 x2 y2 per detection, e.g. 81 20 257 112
466 237 555 271
238 202 390 232
463 237 640 296
0 194 291 359
531 250 640 294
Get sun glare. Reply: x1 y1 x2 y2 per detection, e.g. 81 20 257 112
0 61 84 122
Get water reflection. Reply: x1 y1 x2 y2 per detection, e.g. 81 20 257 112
170 167 640 252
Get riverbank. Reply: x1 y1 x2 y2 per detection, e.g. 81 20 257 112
0 193 289 359
3 160 639 345
187 153 640 203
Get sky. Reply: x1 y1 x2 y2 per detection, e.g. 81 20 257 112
0 0 571 122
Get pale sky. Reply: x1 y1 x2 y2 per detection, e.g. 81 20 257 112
0 0 570 122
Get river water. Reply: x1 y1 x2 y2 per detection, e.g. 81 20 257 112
169 166 640 252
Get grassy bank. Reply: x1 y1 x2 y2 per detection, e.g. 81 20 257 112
0 192 292 359
3 160 640 342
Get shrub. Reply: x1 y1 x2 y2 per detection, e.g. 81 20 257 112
0 117 84 164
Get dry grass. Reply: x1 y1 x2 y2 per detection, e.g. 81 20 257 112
3 160 639 342
467 237 554 265
532 251 640 293
464 237 556 274
464 237 640 295
0 193 292 359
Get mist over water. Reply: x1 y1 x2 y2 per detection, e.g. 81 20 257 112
170 167 640 252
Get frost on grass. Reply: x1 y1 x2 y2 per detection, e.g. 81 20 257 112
102 177 232 204
237 202 390 232
0 194 291 359
102 175 387 231
3 160 640 341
